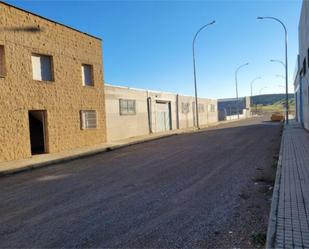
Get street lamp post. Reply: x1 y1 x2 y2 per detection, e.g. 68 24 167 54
250 76 262 116
250 76 262 100
259 86 268 95
192 20 216 129
235 62 249 119
258 16 289 124
270 59 285 68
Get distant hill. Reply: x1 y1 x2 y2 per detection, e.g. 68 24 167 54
251 94 294 105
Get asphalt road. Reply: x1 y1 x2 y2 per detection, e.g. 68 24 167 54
0 117 282 248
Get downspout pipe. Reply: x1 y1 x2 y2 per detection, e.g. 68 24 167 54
147 91 152 133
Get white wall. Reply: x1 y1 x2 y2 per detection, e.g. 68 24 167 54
177 96 218 128
105 85 149 141
298 1 309 130
105 84 219 142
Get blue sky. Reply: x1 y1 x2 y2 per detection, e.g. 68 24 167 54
6 0 302 98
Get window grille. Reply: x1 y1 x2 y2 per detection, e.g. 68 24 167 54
81 110 97 129
119 99 136 115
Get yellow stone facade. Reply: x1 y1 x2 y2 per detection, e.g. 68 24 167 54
0 2 106 162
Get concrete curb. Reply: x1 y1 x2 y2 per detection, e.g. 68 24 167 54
0 133 178 177
265 125 285 249
0 116 256 177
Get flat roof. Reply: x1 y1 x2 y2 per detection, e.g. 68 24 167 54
105 83 216 101
0 1 102 41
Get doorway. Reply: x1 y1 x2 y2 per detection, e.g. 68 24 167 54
155 101 171 132
28 110 47 155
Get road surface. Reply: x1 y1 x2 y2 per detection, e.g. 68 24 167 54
0 117 282 248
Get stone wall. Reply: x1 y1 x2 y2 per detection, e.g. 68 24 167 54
0 3 106 162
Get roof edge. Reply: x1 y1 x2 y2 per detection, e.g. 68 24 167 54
0 1 102 41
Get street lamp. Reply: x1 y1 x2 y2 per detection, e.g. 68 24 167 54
259 86 268 95
258 16 289 124
250 77 262 115
192 20 216 129
235 62 249 119
270 59 285 68
250 76 262 99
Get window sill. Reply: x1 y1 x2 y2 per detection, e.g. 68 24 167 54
120 113 137 116
33 79 54 84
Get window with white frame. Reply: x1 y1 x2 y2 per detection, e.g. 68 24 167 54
119 99 136 115
182 103 190 114
0 45 6 77
80 110 97 129
82 64 94 86
31 54 53 81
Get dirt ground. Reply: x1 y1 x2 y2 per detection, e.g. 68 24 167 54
0 117 282 248
207 135 281 248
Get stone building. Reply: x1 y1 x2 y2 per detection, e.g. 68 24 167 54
0 2 106 162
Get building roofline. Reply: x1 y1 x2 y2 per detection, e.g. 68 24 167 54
0 1 102 41
105 83 217 101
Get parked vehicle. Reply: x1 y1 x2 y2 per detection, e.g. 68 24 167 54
271 113 285 122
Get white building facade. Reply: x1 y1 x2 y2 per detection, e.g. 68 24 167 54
105 84 218 142
295 1 309 129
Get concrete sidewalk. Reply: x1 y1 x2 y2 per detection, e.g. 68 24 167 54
0 117 251 177
267 120 309 248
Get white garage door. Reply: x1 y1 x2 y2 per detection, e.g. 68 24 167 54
155 102 171 132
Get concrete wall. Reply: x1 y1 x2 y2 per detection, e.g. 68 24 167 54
296 1 309 130
218 97 251 121
105 85 218 142
177 95 195 129
0 3 106 162
177 96 218 129
105 85 149 141
225 109 250 121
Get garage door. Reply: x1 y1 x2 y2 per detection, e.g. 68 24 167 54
155 102 171 132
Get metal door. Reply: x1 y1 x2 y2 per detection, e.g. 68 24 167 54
155 102 171 132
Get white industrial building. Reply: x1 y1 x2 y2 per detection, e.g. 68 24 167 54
295 1 309 129
105 84 218 142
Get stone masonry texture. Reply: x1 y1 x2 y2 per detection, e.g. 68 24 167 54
0 2 106 162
